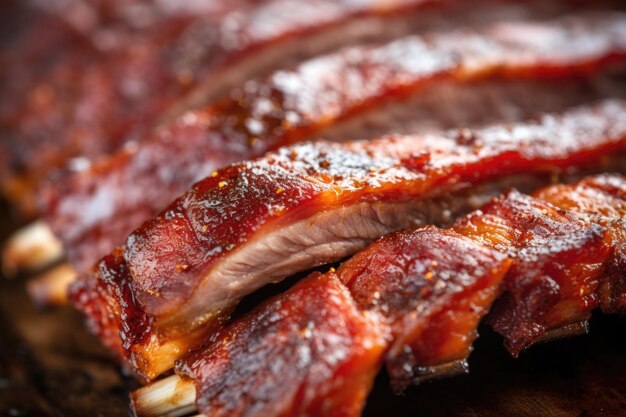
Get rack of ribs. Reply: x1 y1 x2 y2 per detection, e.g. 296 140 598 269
16 12 625 283
130 173 626 417
71 100 626 381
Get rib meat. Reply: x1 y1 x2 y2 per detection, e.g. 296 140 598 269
336 227 511 392
0 0 254 210
176 272 386 417
535 175 626 314
163 176 623 417
71 100 626 380
5 0 501 211
452 190 612 356
42 13 626 276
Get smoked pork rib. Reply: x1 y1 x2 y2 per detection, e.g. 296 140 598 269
336 227 511 392
0 0 258 208
452 190 612 356
133 177 624 417
162 232 508 417
174 273 386 417
72 100 626 380
42 13 626 277
535 175 626 314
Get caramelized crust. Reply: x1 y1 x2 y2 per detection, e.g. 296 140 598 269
71 100 626 380
535 175 626 313
176 273 385 417
43 13 626 276
453 190 612 356
337 227 511 391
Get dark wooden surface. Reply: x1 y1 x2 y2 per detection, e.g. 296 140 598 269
0 199 625 417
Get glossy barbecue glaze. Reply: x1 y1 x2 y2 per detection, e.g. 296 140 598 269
163 177 625 417
72 100 626 380
535 175 626 314
453 191 612 356
337 227 511 391
176 273 386 417
42 13 626 276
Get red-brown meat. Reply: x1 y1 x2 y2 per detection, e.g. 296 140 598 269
452 190 612 356
168 177 624 416
176 272 386 417
42 13 626 276
337 227 511 391
71 100 626 380
535 175 626 314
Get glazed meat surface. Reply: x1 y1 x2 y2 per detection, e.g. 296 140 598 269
453 190 611 355
162 176 625 417
337 227 510 391
72 100 626 380
42 13 626 276
7 0 511 212
535 175 626 314
176 273 386 417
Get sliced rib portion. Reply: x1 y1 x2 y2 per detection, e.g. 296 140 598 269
73 100 626 380
452 190 612 356
41 13 626 278
0 0 253 210
535 175 626 314
130 175 625 416
175 273 386 417
336 227 511 392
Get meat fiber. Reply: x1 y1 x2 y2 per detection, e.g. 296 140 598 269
162 177 623 417
176 273 386 417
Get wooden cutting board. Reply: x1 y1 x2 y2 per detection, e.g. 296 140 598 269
0 200 625 417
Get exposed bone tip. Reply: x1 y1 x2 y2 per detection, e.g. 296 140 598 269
26 263 77 307
2 220 64 277
131 375 197 417
392 359 469 394
532 321 590 346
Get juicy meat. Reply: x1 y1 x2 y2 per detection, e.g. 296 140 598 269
175 228 509 416
452 190 612 356
71 100 626 380
176 273 386 417
535 175 626 314
171 176 625 415
43 13 626 276
336 227 510 391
